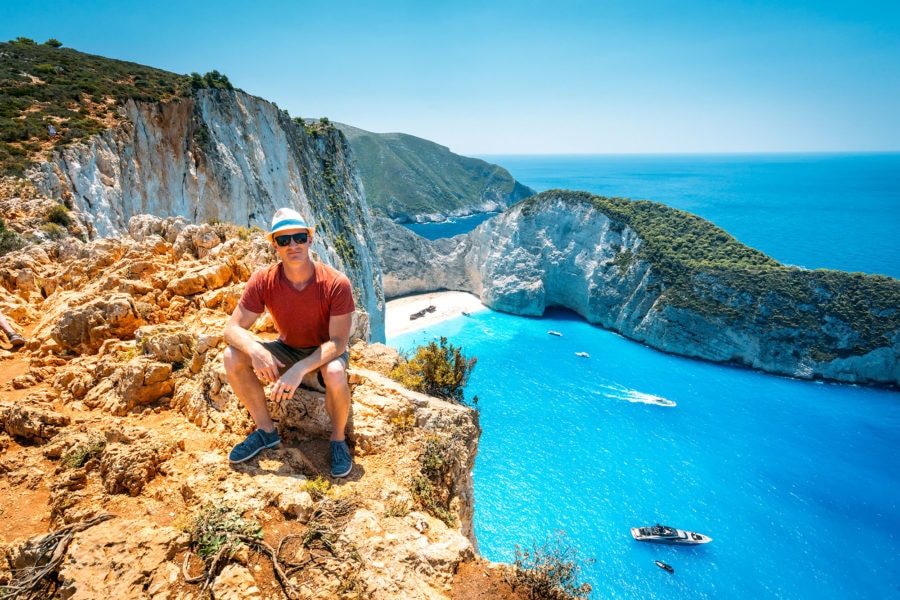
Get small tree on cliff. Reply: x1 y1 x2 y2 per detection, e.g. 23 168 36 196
390 337 477 405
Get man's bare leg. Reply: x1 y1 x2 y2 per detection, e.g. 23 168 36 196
223 346 276 433
321 359 351 441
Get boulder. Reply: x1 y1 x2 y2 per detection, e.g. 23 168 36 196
55 518 189 598
0 402 69 443
83 357 174 416
99 428 178 496
50 293 145 354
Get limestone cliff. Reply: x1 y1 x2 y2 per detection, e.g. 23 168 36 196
375 191 900 388
26 89 385 342
0 217 488 599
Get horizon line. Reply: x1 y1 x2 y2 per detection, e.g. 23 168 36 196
469 150 900 158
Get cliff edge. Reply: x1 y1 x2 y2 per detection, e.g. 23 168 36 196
0 217 494 599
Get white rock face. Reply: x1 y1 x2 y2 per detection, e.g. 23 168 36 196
29 89 385 341
376 194 899 387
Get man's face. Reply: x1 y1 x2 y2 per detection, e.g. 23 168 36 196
273 228 312 262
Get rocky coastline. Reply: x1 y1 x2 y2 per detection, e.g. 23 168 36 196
374 194 900 388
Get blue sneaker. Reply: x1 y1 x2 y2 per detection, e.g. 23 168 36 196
229 428 280 463
330 440 353 477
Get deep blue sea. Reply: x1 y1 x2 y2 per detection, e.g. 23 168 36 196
389 154 900 599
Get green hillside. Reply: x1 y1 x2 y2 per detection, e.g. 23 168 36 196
0 37 231 176
336 123 534 221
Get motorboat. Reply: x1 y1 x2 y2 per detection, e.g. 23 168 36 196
631 524 712 545
575 351 590 358
547 330 563 336
650 397 676 407
655 560 674 573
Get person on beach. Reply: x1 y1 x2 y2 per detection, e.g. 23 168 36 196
0 311 26 348
223 208 355 477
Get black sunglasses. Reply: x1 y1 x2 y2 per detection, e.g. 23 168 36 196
274 232 309 246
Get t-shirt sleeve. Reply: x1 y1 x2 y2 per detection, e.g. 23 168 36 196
331 273 355 316
239 270 267 314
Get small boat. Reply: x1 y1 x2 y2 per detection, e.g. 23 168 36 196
547 330 563 336
575 351 590 358
631 524 712 545
655 560 674 573
650 397 676 407
462 311 471 317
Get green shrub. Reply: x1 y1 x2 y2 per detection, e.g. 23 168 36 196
420 434 449 481
190 70 233 90
0 218 26 255
206 219 261 242
46 203 72 227
511 530 594 600
409 434 457 527
383 498 409 518
305 475 332 500
62 437 106 469
34 63 57 76
193 123 211 148
40 222 68 240
389 336 476 404
189 503 262 560
390 408 416 441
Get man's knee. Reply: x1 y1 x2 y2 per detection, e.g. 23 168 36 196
320 359 348 387
222 345 249 374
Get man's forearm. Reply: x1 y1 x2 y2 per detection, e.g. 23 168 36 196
224 324 260 356
293 338 347 377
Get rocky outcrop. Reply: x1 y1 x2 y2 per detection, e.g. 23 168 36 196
375 193 900 387
0 402 70 443
0 224 482 599
27 89 384 342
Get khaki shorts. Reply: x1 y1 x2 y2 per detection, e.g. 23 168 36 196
259 340 349 388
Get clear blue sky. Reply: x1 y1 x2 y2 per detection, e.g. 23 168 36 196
3 0 898 154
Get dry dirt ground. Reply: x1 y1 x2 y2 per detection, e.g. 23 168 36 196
0 327 533 600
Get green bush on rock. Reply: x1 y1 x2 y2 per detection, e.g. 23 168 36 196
389 336 477 405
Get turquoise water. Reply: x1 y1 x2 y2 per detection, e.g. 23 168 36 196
389 154 900 599
390 309 899 599
405 212 497 239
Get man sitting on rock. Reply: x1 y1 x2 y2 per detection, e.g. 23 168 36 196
223 207 355 477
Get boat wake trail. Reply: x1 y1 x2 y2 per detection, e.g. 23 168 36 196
600 384 676 407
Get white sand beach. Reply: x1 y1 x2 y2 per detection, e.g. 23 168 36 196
385 291 487 338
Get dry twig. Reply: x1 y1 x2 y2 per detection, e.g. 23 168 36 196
181 533 309 600
0 513 116 600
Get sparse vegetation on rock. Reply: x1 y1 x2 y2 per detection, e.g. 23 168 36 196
0 38 195 175
509 530 594 600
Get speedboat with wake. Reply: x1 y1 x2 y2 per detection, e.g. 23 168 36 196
631 524 712 545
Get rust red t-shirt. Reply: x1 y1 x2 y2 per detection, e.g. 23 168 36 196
239 261 355 348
